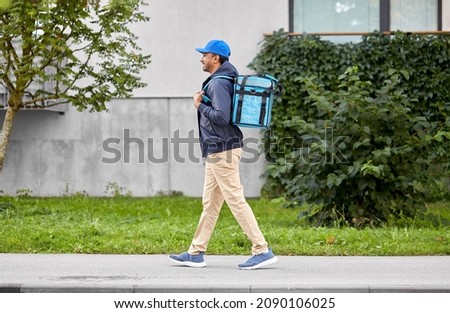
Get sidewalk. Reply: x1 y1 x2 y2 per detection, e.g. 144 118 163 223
0 254 449 293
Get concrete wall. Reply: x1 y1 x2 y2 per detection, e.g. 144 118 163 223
0 99 267 196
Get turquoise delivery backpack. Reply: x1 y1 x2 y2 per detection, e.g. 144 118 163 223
202 74 282 129
232 74 282 129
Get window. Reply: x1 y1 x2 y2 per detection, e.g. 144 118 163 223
290 0 442 39
292 0 380 33
390 0 438 31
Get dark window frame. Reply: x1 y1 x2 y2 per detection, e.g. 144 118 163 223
288 0 443 32
380 0 390 32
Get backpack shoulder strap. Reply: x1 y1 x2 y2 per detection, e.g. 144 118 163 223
202 75 234 92
201 75 234 103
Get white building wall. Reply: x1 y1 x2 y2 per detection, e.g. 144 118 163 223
135 0 289 97
443 0 450 30
0 0 289 197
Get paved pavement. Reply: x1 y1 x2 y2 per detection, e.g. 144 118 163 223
0 254 449 293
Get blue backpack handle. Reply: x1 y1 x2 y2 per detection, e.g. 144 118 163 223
264 74 278 83
261 74 283 96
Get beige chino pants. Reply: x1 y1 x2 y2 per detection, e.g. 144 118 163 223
188 148 268 256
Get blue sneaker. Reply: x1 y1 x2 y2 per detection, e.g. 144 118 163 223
168 252 206 268
237 248 278 270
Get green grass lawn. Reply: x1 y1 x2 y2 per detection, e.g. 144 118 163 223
0 196 449 256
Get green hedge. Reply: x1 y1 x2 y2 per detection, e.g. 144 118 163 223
250 30 450 226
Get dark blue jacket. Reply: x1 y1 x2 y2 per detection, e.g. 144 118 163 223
197 61 243 157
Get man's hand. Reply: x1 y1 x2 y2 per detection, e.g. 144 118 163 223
193 91 204 109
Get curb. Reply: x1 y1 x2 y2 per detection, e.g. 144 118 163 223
2 284 450 293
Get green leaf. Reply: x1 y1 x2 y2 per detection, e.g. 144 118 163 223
399 69 410 80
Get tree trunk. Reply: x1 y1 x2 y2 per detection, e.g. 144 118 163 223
0 106 17 173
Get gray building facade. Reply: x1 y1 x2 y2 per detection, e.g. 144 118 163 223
1 0 449 196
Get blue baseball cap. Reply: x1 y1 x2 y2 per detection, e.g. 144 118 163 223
195 39 231 58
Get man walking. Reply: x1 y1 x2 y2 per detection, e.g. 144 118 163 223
169 39 278 270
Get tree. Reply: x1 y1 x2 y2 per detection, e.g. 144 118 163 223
0 0 151 172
